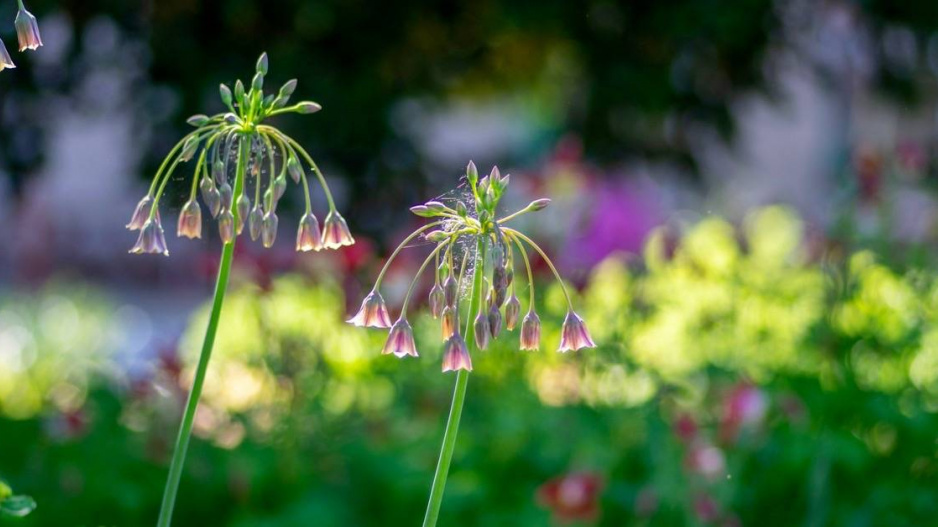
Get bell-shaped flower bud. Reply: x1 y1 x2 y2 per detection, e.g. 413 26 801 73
0 40 14 71
186 114 210 127
129 219 169 256
218 210 235 244
212 160 226 185
177 199 202 239
441 305 457 339
474 312 491 350
488 306 502 339
261 211 279 248
14 7 41 51
443 275 458 307
442 332 472 373
219 182 233 211
200 178 222 218
348 290 392 328
286 157 303 184
219 84 233 107
428 283 445 318
558 311 596 352
296 212 323 252
321 211 355 249
248 205 264 241
126 195 154 231
256 52 269 75
235 194 251 235
296 101 322 114
466 160 478 187
383 318 418 358
520 311 541 351
504 294 521 331
272 175 287 202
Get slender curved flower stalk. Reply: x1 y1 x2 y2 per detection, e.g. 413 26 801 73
125 53 354 527
348 161 595 526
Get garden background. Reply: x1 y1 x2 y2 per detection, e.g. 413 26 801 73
4 1 938 525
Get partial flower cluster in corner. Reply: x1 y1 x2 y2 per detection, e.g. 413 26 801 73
349 161 595 372
0 479 36 518
0 0 42 71
126 53 354 256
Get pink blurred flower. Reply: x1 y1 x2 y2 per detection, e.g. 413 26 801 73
536 472 604 524
686 444 726 480
720 383 768 442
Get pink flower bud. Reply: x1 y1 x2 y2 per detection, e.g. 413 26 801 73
558 311 596 352
218 211 235 243
296 212 323 252
473 312 490 350
520 311 541 351
176 200 202 239
428 284 445 318
14 7 41 52
442 333 472 372
347 290 392 328
488 306 502 339
382 318 418 358
261 211 279 248
126 195 154 231
504 295 520 331
321 211 355 249
443 275 458 307
248 206 264 241
296 101 322 114
200 178 221 218
235 194 251 235
441 305 457 339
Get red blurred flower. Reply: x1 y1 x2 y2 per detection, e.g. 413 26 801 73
674 412 698 443
536 472 604 523
693 493 720 523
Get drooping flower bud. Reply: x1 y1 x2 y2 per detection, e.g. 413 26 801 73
177 200 202 239
126 195 154 231
219 182 233 211
558 311 596 352
235 194 251 235
443 275 458 307
218 210 235 243
442 333 472 372
441 305 457 339
179 136 200 162
488 305 502 339
428 283 445 318
249 205 264 241
296 212 323 252
0 40 14 71
200 178 222 218
14 7 42 52
383 318 418 358
348 290 392 328
286 157 303 184
272 176 287 201
504 294 521 331
129 219 169 256
474 312 490 350
493 265 508 306
520 311 541 351
321 211 355 249
213 160 226 185
261 211 279 248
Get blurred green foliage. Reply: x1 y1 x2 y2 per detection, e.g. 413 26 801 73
6 206 938 525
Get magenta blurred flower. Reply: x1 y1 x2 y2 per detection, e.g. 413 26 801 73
536 472 604 524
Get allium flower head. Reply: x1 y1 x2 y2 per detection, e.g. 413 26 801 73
383 318 418 358
14 6 41 52
441 333 472 372
126 53 353 256
350 161 593 372
348 290 392 328
558 311 596 352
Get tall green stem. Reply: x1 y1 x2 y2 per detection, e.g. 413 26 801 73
422 237 486 527
156 132 249 527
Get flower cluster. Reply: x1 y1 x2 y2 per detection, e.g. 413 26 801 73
0 0 42 71
127 53 354 255
349 162 595 372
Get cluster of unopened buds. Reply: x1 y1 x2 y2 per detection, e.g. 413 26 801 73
0 0 42 71
126 53 354 255
349 161 595 371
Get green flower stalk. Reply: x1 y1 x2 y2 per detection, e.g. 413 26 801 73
348 161 595 526
126 53 354 527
